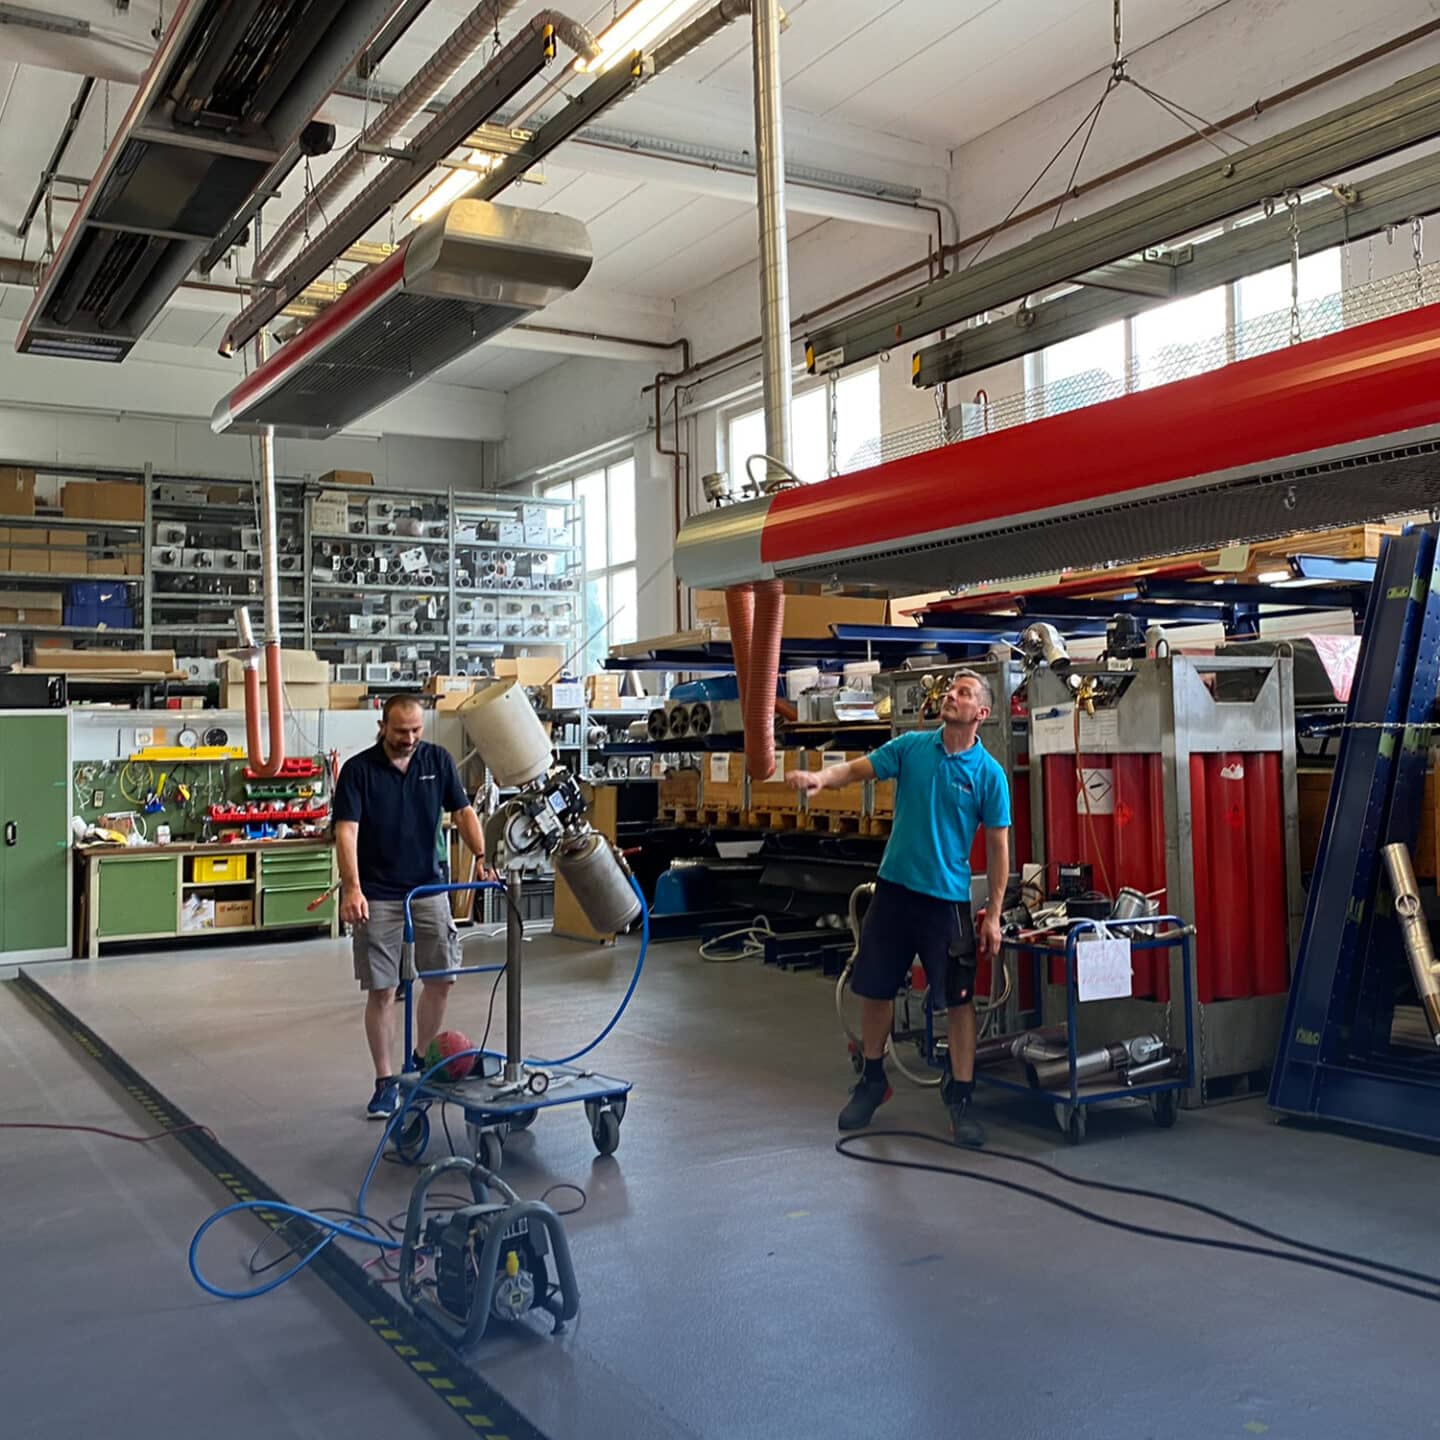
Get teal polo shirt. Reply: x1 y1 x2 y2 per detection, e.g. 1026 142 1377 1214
869 729 1011 902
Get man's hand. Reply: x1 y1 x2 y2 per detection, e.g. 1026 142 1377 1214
786 768 823 794
340 883 369 926
977 909 1002 964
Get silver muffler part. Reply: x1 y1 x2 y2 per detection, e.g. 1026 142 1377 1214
1382 841 1440 1044
1029 1034 1164 1090
555 832 642 934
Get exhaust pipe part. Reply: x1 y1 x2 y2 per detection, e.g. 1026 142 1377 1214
1029 1034 1164 1091
1382 841 1440 1044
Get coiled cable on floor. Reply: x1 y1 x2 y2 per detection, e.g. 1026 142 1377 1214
836 1129 1440 1306
698 915 774 963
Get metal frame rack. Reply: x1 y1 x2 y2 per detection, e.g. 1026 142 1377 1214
1269 525 1440 1142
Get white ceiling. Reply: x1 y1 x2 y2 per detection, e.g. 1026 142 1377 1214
0 0 1237 414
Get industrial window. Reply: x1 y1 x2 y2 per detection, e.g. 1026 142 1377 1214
541 456 637 672
1131 286 1227 390
1035 247 1344 412
726 365 882 490
1039 321 1126 414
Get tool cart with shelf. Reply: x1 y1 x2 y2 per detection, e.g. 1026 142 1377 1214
986 916 1196 1142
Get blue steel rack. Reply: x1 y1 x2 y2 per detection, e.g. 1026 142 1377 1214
1268 524 1440 1142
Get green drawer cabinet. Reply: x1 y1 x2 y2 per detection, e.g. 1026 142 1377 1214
97 856 179 938
1 713 69 956
263 887 334 928
260 845 335 928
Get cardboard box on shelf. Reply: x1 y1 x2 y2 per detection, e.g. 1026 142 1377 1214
702 752 746 810
424 674 474 696
207 485 247 504
327 683 371 710
802 750 866 814
61 480 145 522
543 680 584 710
49 529 85 572
218 648 331 686
9 533 50 573
0 589 63 625
496 656 562 687
123 551 143 576
0 526 9 571
311 500 350 534
88 557 127 576
748 750 800 814
691 589 888 637
318 469 373 488
27 647 177 673
215 899 254 928
585 672 622 710
0 468 36 516
219 678 331 710
658 766 700 810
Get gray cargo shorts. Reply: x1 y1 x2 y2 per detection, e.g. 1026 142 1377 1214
353 894 461 992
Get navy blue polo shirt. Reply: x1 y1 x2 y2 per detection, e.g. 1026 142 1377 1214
332 740 471 901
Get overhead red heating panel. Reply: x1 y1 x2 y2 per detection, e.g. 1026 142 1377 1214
674 300 1440 591
211 198 592 438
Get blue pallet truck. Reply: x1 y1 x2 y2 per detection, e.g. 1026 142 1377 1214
1269 523 1440 1142
392 879 634 1173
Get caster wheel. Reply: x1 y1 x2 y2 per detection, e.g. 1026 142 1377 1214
478 1130 504 1173
1066 1108 1087 1145
592 1109 621 1156
508 1108 538 1132
392 1109 430 1165
1151 1089 1180 1128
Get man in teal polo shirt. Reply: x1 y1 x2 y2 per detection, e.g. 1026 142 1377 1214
787 669 1010 1145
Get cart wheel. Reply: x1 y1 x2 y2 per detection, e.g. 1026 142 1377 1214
1066 1107 1087 1145
392 1109 430 1165
592 1109 621 1157
478 1130 504 1174
508 1108 538 1132
1151 1089 1180 1128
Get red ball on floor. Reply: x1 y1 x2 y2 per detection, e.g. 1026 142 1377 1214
424 1030 474 1081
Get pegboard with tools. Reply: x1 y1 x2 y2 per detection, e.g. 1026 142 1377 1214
72 752 332 842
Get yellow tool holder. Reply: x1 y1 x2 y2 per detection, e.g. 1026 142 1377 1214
128 746 246 762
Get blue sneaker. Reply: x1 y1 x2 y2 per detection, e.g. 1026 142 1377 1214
366 1078 400 1120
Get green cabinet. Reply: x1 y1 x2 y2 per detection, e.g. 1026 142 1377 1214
97 856 179 939
1 713 69 956
260 847 335 928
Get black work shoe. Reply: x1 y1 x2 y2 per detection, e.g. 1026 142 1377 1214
941 1074 985 1148
838 1076 892 1131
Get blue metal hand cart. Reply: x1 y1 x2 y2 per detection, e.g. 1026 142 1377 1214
978 915 1196 1143
391 880 633 1173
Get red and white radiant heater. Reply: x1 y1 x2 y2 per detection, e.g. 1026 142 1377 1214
675 300 1440 593
211 198 592 438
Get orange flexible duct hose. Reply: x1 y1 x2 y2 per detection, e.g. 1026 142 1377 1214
243 644 287 778
725 583 755 717
745 579 785 779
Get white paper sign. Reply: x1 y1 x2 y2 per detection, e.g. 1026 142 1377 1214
1076 767 1115 814
1076 936 1133 1001
1030 704 1120 756
710 753 731 782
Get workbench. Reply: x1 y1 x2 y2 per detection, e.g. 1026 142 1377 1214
75 838 337 958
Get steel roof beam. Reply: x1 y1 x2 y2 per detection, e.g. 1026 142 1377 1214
809 60 1440 376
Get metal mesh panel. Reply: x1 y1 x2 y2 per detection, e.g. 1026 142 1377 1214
842 258 1440 475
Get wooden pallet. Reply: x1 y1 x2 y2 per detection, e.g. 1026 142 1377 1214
860 815 892 838
745 808 801 831
800 810 863 834
699 806 745 829
664 806 700 826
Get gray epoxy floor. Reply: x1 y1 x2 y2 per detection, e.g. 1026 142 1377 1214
8 928 1439 1440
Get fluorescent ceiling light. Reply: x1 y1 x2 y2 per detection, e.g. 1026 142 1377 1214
578 0 702 73
407 150 500 225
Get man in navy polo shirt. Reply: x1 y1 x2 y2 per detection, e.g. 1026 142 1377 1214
334 695 490 1119
787 669 1010 1146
